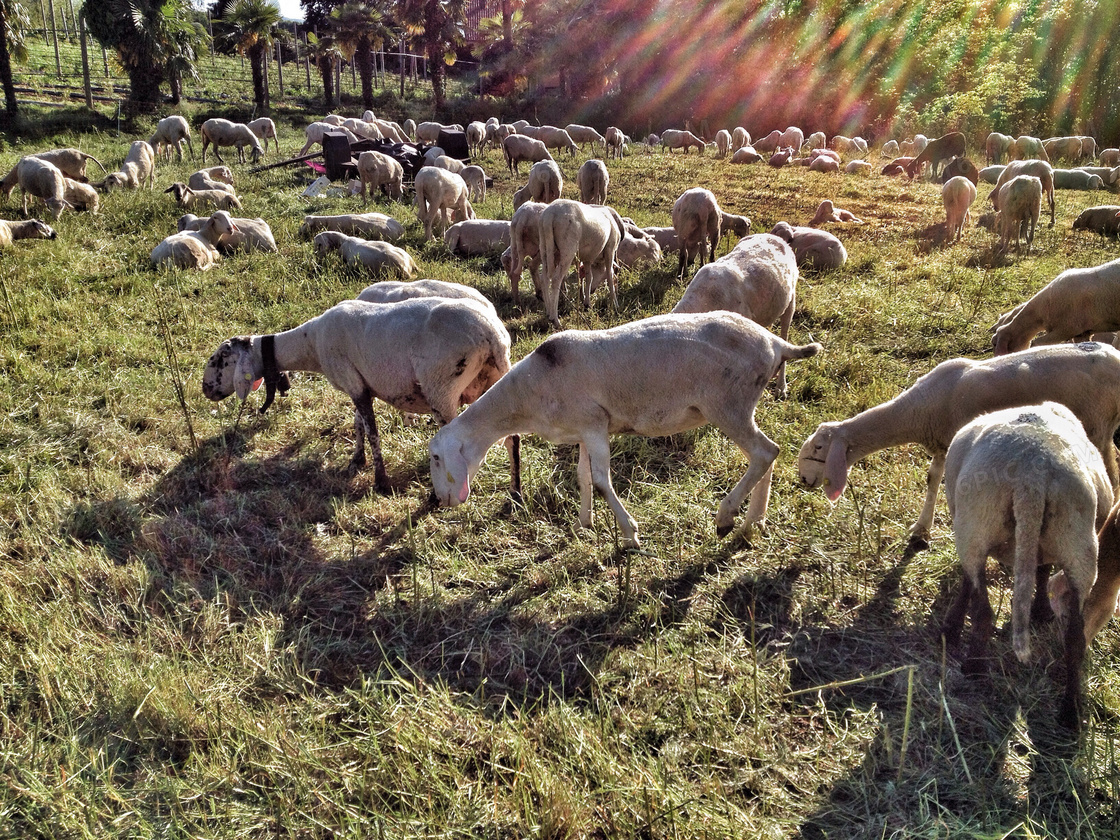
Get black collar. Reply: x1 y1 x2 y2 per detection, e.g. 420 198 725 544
258 334 290 414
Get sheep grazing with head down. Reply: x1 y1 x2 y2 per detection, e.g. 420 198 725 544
565 124 606 151
605 126 627 160
577 158 609 205
200 118 264 164
150 115 194 161
538 199 625 327
12 156 70 220
151 211 237 270
203 298 519 498
428 311 822 549
990 159 1055 227
313 231 418 278
942 402 1112 730
62 178 98 213
615 229 662 270
513 159 563 210
102 140 156 191
672 187 722 280
986 132 1013 165
356 150 404 201
503 200 548 306
502 134 554 176
414 167 474 242
905 132 966 180
460 165 487 202
246 117 279 155
299 122 360 156
942 176 977 243
1072 206 1120 237
731 127 751 152
714 129 732 158
769 222 847 271
660 129 705 154
995 174 1042 253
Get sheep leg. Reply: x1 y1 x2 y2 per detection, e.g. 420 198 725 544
715 425 780 539
772 299 796 398
581 435 640 548
577 442 594 529
1030 563 1054 625
908 451 946 548
1059 586 1086 730
504 434 522 503
941 575 972 652
351 391 390 492
963 565 995 675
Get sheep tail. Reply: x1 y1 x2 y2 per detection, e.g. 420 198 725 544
1011 484 1046 662
85 154 107 174
782 342 823 362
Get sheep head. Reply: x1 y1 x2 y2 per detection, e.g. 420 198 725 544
202 335 260 402
428 425 474 507
798 422 849 502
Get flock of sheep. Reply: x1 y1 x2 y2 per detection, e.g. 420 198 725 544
8 108 1120 731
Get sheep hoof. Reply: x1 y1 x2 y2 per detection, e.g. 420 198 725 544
1057 697 1083 732
348 453 367 473
902 534 930 558
962 656 987 678
715 522 734 538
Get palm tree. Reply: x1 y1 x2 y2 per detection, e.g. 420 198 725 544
0 0 29 125
305 30 341 107
329 1 389 113
397 0 464 111
218 0 282 115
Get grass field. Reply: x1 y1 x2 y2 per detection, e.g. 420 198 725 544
1 106 1120 838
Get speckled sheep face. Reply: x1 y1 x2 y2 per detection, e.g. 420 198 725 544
797 425 834 489
428 427 471 507
201 336 252 401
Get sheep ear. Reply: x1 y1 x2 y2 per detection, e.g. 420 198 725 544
824 437 849 502
233 347 259 401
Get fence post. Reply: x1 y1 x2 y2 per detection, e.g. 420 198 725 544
79 12 91 108
276 41 284 99
37 0 48 45
399 33 404 98
47 0 61 77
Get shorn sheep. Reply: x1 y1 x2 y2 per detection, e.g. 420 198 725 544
504 200 548 306
502 134 554 175
246 117 280 155
356 278 490 308
299 213 405 242
0 218 55 248
992 258 1120 354
413 167 474 241
428 311 822 549
942 175 977 242
996 174 1042 253
313 231 418 278
768 221 847 271
299 122 360 156
149 115 194 161
539 199 625 327
200 118 264 164
165 182 242 212
797 342 1120 550
672 187 722 280
443 219 511 257
178 211 277 253
808 199 862 227
461 165 487 202
1072 205 1120 237
672 233 799 395
202 298 519 498
942 402 1112 730
1050 498 1120 651
356 150 404 201
905 131 966 180
151 211 237 270
565 124 606 150
62 178 98 213
660 129 705 154
12 157 70 219
615 230 663 270
577 158 609 205
605 126 626 160
990 159 1055 227
103 140 156 191
513 159 563 210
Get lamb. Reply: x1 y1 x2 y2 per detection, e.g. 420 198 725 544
797 342 1120 548
165 182 242 212
671 187 722 280
721 212 751 239
298 122 359 156
200 118 265 164
941 402 1112 730
150 211 237 270
660 129 705 154
62 178 98 213
991 258 1120 354
502 133 554 175
246 117 280 155
614 231 662 269
714 129 732 158
102 140 157 191
513 159 563 210
403 118 417 140
990 159 1056 227
880 139 899 158
995 174 1042 253
356 150 404 201
202 297 518 498
808 199 862 227
149 116 194 161
428 311 822 548
0 218 56 248
672 233 799 395
430 154 466 174
443 219 510 257
1052 168 1105 191
466 121 487 157
355 278 490 308
13 156 70 220
804 131 826 152
605 126 626 159
539 199 625 327
504 200 548 305
564 124 606 150
940 157 980 184
422 147 446 166
905 131 966 180
942 175 977 243
1072 205 1120 237
768 221 846 271
177 210 277 253
986 132 1013 165
881 156 915 177
577 158 609 205
299 213 405 242
313 230 418 278
414 167 474 241
731 126 751 151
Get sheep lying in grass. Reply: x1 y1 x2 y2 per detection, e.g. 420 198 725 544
992 258 1120 354
356 278 490 308
844 160 872 176
672 187 722 280
13 157 70 220
731 146 762 164
942 176 977 243
200 118 264 164
577 158 609 205
178 211 277 253
246 117 279 155
504 200 548 306
443 219 510 257
642 226 679 253
299 213 405 242
428 311 822 548
313 230 418 278
151 211 237 270
798 342 1120 549
356 150 404 201
102 140 156 191
150 115 193 161
672 233 799 395
942 402 1112 730
539 199 625 327
1052 168 1105 191
187 169 235 194
1072 205 1120 237
769 222 847 271
0 218 55 248
165 182 242 212
414 167 474 241
808 199 862 227
203 298 518 497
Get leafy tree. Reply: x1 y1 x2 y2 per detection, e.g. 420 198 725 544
0 0 29 125
306 30 341 107
329 1 389 112
217 0 282 114
397 0 464 111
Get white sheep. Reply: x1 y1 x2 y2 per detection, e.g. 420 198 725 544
995 174 1042 253
151 211 237 270
753 130 783 153
513 159 563 210
660 129 705 154
1072 205 1120 237
466 121 487 156
671 187 722 280
768 221 847 271
403 118 417 140
730 146 762 164
808 199 862 227
443 219 510 257
941 176 977 242
804 130 826 152
779 126 804 150
990 159 1055 227
0 217 55 248
1052 168 1105 191
177 210 276 253
721 212 751 240
430 154 466 174
102 140 156 191
844 160 872 176
313 230 417 278
187 169 236 194
414 167 474 241
1011 134 1049 162
299 213 404 242
880 139 900 158
149 116 194 161
356 150 404 201
979 164 1005 184
642 226 679 254
992 258 1120 354
165 182 242 212
615 231 662 270
320 114 344 126
797 342 1120 547
577 158 609 205
1072 165 1120 186
502 134 554 175
202 298 517 497
200 118 264 164
504 200 548 306
605 126 626 159
539 199 625 327
356 278 490 308
942 402 1111 729
416 121 456 144
809 155 839 173
246 117 280 155
714 129 732 158
565 124 606 151
62 178 98 213
428 311 822 548
298 122 359 156
731 127 751 151
1050 498 1120 652
13 156 70 219
422 146 446 166
1101 148 1120 167
341 118 383 141
985 132 1013 165
460 165 487 203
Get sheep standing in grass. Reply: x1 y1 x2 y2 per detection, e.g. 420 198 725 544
942 402 1112 730
565 124 606 151
151 211 237 270
200 118 265 164
414 167 474 241
313 231 418 278
513 159 563 210
356 150 404 201
62 178 98 213
996 174 1042 253
797 342 1120 549
986 132 1013 165
202 298 518 498
165 182 242 212
428 311 822 548
299 213 405 242
246 117 280 155
990 159 1055 227
102 140 156 191
714 129 732 158
1050 498 1120 651
0 218 55 248
13 157 70 220
660 129 705 154
605 126 626 160
615 230 662 270
178 211 277 253
298 122 360 156
504 200 548 306
460 165 487 202
942 176 977 242
466 121 487 157
577 159 609 205
149 116 194 161
539 199 625 327
672 187 722 280
503 134 554 175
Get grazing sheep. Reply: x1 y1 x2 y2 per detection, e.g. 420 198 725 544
754 129 783 153
200 118 264 164
165 182 242 212
830 135 864 156
502 133 554 175
577 158 609 205
1052 168 1105 191
20 148 106 184
320 114 344 126
298 122 359 156
768 148 795 168
905 132 966 180
0 217 55 248
539 199 625 326
428 311 822 548
1042 136 1086 162
534 126 579 158
460 165 487 203
1011 135 1049 162
721 212 751 239
797 342 1120 547
940 157 980 184
995 174 1042 253
992 258 1120 354
339 118 382 142
431 154 466 174
731 146 762 164
808 199 862 227
564 124 606 151
804 131 827 151
881 156 915 177
809 155 840 173
299 213 404 242
151 211 236 270
414 167 474 241
979 164 1005 184
13 157 70 219
102 140 156 191
942 176 977 242
986 132 1014 165
672 187 722 280
605 126 626 160
177 211 276 253
246 117 279 155
660 129 705 154
643 226 679 254
313 230 418 278
844 160 872 176
1101 148 1120 167
403 118 417 140
416 121 458 144
1072 205 1120 237
714 129 732 158
942 402 1112 730
513 159 563 210
62 178 98 213
202 298 517 497
422 147 446 166
356 150 405 201
768 221 847 271
880 139 899 158
504 200 548 305
465 121 487 156
614 231 663 270
1050 498 1120 651
672 233 799 395
990 159 1056 228
149 116 194 161
731 126 751 151
443 219 511 257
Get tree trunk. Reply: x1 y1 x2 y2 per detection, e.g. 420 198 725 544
318 55 334 107
126 59 162 112
249 42 267 114
357 36 374 112
427 36 444 110
0 5 17 125
502 0 512 45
